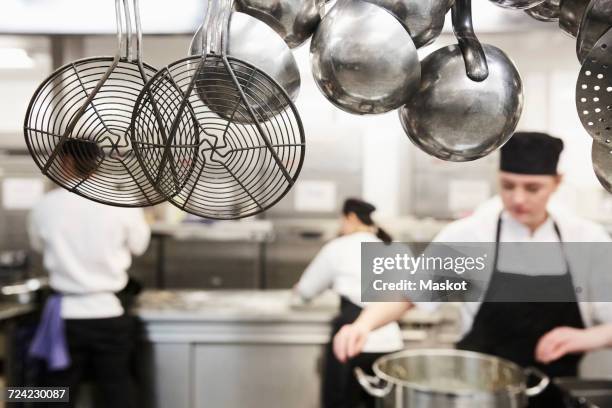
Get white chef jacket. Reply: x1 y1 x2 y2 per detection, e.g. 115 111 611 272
28 189 151 319
297 232 404 353
416 196 612 337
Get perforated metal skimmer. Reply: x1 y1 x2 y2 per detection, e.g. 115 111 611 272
576 27 612 144
131 0 305 220
24 0 167 207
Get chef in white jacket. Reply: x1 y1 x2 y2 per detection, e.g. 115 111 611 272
28 139 150 408
295 198 403 408
333 133 612 408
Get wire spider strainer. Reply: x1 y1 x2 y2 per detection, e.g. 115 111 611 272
576 27 612 144
131 0 305 220
24 0 169 207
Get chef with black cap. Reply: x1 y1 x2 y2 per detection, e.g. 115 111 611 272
294 198 404 408
333 133 612 408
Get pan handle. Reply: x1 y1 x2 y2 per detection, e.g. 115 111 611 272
316 0 326 19
451 0 489 81
524 367 550 397
354 367 393 398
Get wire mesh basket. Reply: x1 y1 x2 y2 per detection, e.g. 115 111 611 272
131 0 305 219
24 0 167 207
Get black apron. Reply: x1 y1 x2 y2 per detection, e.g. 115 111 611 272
322 296 384 408
37 278 142 408
457 215 585 408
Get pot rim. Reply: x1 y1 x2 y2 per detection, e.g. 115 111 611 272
372 348 528 398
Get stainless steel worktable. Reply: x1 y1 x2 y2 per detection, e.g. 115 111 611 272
0 302 34 321
134 289 459 408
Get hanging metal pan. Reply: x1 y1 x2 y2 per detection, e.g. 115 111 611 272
576 0 612 63
559 0 590 37
131 0 305 220
24 0 169 207
188 11 301 120
234 0 322 48
309 0 421 114
524 0 561 22
362 0 453 48
488 0 545 10
398 0 523 162
592 139 612 193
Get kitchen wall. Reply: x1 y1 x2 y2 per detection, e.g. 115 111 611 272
0 36 51 143
1 26 611 221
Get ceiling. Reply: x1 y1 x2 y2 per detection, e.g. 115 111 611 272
0 0 556 35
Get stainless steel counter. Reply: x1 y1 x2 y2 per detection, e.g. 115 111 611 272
134 290 460 408
135 289 459 341
135 289 450 322
136 289 339 322
0 302 34 321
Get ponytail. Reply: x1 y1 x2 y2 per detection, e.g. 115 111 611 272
376 226 393 245
342 198 393 244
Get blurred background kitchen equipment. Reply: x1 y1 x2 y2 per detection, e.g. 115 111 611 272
131 0 305 220
554 377 612 407
0 277 47 305
488 0 545 10
355 348 549 407
309 0 421 114
0 250 29 285
234 0 321 48
188 12 301 111
399 0 523 162
24 0 167 207
524 0 560 22
576 27 612 144
591 140 612 193
363 0 454 48
576 0 612 63
559 0 590 37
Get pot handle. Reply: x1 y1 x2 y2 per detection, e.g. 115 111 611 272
451 0 489 82
354 367 393 398
523 367 550 397
316 0 326 19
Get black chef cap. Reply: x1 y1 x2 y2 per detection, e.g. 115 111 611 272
342 198 375 217
500 132 564 175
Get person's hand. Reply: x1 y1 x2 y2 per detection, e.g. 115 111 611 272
333 322 371 363
536 326 608 364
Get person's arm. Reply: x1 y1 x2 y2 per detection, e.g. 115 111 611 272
125 209 151 256
333 301 413 362
295 244 335 301
536 324 612 364
536 227 612 363
331 220 474 362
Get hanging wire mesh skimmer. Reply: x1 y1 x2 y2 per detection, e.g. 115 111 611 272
131 0 305 220
24 0 168 207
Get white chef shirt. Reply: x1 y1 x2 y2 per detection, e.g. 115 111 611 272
28 189 151 319
297 232 404 353
416 196 612 336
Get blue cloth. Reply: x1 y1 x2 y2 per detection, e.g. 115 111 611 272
28 295 70 370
